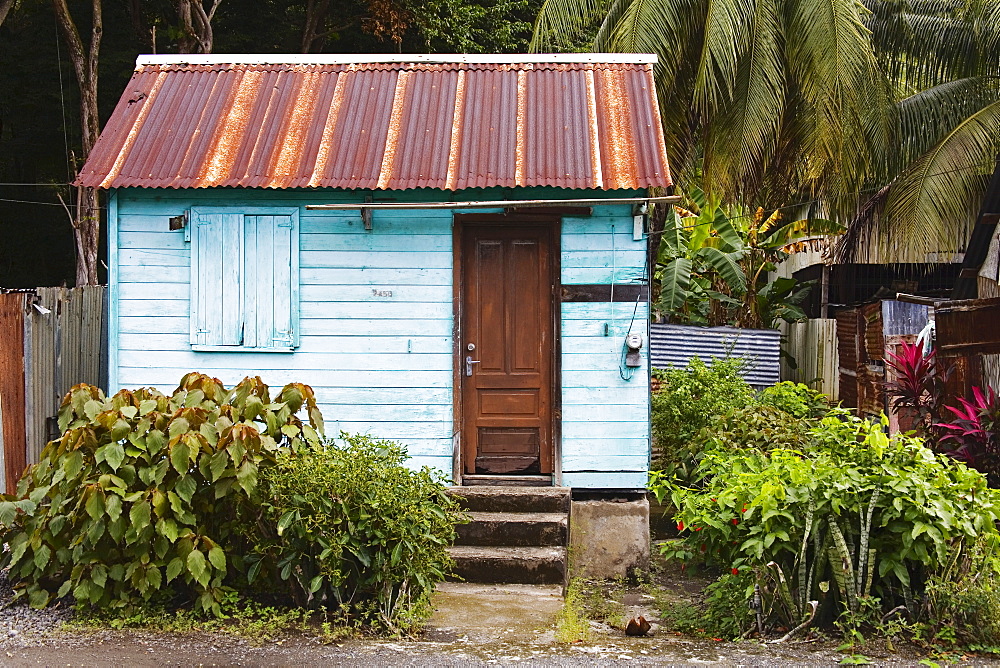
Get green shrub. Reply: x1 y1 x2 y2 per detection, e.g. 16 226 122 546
250 433 464 632
658 571 755 640
0 374 324 615
700 404 814 454
701 571 756 639
651 356 756 477
924 535 1000 648
651 413 1000 627
758 381 831 419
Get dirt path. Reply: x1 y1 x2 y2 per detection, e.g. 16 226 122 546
2 626 872 666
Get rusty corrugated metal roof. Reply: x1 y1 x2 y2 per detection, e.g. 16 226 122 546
77 56 672 191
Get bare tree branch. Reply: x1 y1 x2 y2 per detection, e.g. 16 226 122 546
0 0 17 28
51 0 103 285
175 0 220 53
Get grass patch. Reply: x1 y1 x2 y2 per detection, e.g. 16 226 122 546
69 595 358 644
555 579 592 643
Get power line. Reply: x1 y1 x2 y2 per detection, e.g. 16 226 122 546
0 198 75 207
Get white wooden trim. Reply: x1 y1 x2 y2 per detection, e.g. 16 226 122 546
136 53 658 67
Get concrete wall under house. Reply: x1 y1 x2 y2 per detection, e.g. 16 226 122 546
108 186 650 489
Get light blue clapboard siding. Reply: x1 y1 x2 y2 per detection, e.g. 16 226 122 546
118 332 451 354
563 472 648 488
559 215 650 483
111 187 650 487
117 367 454 388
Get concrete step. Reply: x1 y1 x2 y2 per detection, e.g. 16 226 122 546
448 486 571 514
462 475 552 487
456 512 568 547
447 545 567 585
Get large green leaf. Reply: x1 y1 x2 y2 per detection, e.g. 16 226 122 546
659 208 688 257
658 257 693 312
696 246 748 293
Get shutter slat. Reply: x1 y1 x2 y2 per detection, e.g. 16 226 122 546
271 215 294 346
243 215 259 348
220 214 244 345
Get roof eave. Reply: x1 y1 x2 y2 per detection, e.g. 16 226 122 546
135 53 659 68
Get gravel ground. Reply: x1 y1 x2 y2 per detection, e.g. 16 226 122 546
0 573 997 666
0 570 74 649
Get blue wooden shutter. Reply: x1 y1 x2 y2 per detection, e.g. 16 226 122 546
190 210 244 346
243 213 298 349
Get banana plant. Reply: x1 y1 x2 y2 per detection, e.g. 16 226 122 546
655 188 842 327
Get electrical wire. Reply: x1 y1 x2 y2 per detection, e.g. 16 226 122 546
0 198 76 207
618 247 650 382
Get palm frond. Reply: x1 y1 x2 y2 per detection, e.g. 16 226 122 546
701 0 785 199
531 0 614 51
875 99 1000 260
895 77 1000 172
787 0 893 199
692 0 756 113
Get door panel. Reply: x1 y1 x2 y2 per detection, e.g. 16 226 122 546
461 223 555 475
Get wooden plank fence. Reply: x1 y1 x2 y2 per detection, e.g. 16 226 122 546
779 318 839 400
0 287 106 492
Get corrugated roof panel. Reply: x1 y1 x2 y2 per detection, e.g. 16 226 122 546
391 68 457 189
114 68 198 187
624 66 670 188
455 68 518 189
324 68 398 189
84 68 161 187
79 58 673 191
524 68 594 189
287 69 340 188
649 324 781 389
175 70 238 188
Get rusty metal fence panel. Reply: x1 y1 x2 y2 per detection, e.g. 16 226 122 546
779 319 839 399
0 292 27 493
0 287 106 492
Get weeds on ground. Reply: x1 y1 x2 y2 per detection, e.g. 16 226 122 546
556 577 632 642
69 592 356 644
555 579 591 643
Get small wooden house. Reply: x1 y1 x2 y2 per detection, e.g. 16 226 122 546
78 54 672 491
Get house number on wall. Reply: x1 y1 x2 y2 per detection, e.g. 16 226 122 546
372 289 393 298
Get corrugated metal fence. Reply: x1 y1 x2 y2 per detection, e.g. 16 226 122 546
649 324 781 389
779 319 839 399
0 287 106 492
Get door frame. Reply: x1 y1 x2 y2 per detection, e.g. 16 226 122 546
452 213 562 485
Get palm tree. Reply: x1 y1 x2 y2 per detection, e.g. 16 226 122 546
837 0 1000 262
531 0 1000 263
532 0 893 212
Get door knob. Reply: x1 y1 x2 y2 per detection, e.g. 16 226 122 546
465 355 481 376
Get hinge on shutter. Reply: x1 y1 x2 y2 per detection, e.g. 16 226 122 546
274 329 293 346
277 220 293 228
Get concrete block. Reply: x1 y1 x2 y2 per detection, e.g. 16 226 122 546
569 498 650 578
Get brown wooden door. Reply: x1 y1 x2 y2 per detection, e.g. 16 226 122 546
460 222 555 475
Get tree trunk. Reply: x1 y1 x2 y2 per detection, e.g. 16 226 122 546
52 0 102 286
174 0 220 54
301 0 331 53
0 0 17 28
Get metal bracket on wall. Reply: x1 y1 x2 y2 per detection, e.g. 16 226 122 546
362 195 373 231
